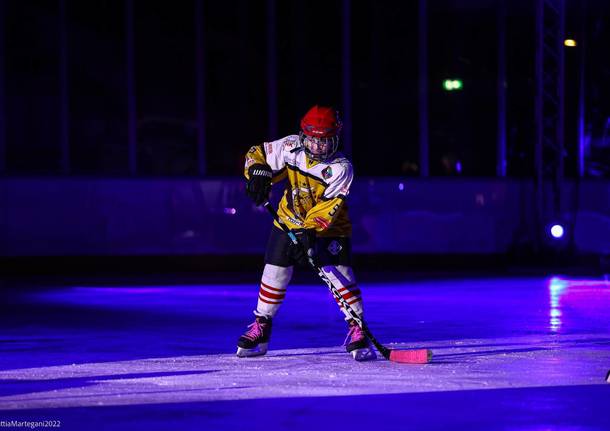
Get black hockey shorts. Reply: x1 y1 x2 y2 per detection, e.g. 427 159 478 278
264 225 352 267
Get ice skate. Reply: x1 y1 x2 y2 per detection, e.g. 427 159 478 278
236 316 272 357
344 319 376 361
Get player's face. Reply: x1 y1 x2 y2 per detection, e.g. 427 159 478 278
303 136 330 156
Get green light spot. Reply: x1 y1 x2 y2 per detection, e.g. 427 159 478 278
443 79 463 91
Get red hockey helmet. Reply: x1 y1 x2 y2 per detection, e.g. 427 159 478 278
299 105 342 161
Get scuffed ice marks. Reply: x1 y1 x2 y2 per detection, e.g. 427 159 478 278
1 334 609 410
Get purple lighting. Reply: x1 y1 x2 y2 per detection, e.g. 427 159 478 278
398 183 405 191
455 161 462 174
3 276 610 429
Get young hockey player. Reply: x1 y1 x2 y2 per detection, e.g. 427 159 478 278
237 105 375 361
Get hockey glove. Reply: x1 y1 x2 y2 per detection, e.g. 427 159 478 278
287 228 317 267
246 164 273 206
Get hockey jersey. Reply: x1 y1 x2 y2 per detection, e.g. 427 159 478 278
244 135 353 237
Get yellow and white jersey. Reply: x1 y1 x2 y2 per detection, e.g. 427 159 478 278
245 135 353 237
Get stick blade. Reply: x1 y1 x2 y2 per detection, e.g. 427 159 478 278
389 348 432 364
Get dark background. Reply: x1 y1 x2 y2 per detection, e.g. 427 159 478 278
2 0 609 178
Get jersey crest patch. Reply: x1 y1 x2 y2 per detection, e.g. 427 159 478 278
322 167 333 179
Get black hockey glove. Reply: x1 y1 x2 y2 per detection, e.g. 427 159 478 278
246 164 273 206
287 229 317 267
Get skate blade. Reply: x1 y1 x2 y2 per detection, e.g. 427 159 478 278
351 347 377 362
236 343 268 358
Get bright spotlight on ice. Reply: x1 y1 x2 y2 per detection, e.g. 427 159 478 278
550 224 564 239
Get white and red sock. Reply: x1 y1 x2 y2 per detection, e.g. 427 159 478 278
254 264 293 319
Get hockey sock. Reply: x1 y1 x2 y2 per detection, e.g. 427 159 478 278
321 265 364 319
254 264 293 319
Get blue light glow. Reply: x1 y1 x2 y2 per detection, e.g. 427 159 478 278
548 277 568 332
398 183 404 191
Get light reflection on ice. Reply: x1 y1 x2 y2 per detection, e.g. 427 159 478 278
547 276 610 333
548 277 567 332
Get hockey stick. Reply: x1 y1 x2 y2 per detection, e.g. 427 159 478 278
263 201 432 364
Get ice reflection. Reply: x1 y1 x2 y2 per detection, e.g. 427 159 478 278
548 277 568 332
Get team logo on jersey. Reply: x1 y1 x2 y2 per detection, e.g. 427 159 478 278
328 240 342 256
291 186 314 216
322 167 333 179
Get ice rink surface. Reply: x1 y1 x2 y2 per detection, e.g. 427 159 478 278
1 273 609 430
